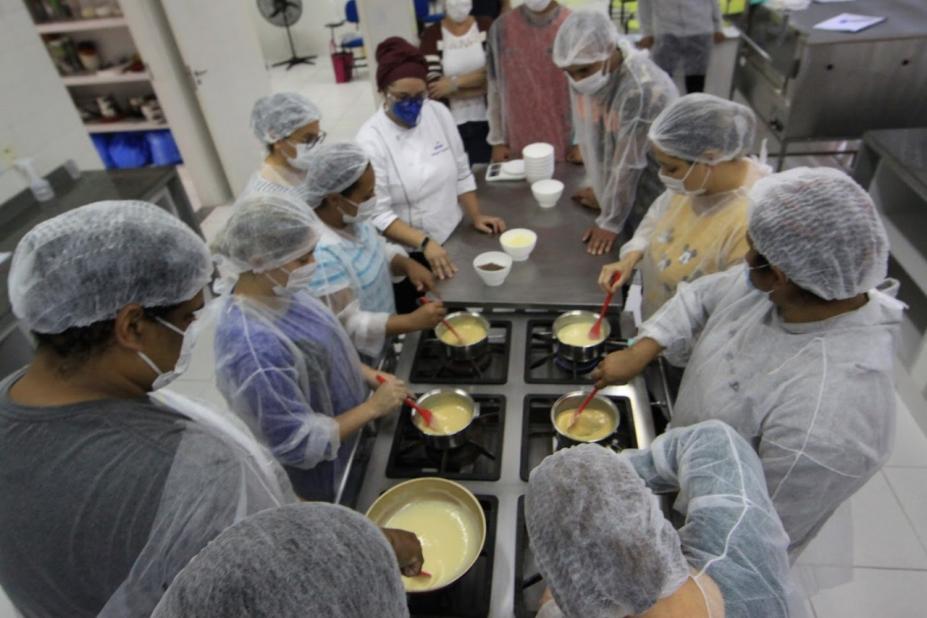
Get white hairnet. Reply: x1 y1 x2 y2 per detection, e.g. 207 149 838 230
212 192 320 275
152 503 408 618
9 201 211 334
627 421 797 618
302 142 370 209
748 167 889 300
526 444 689 617
552 10 619 68
649 93 757 164
251 92 321 144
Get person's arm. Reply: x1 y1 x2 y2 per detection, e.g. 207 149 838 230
711 0 723 33
385 298 447 335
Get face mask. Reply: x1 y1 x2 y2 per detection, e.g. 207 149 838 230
266 262 318 296
659 162 711 196
338 195 375 224
137 315 204 390
446 0 471 23
285 142 317 171
745 263 773 293
390 96 425 127
524 0 552 12
569 58 610 95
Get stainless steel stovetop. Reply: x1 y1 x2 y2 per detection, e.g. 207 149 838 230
350 308 663 618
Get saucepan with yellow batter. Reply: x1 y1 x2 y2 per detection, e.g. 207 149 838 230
553 310 611 364
412 388 478 450
366 478 487 594
550 389 620 446
435 311 490 361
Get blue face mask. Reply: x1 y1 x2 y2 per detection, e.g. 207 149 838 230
391 96 424 127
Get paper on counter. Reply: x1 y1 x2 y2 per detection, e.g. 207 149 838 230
814 13 886 33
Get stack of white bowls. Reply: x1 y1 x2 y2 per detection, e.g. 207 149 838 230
522 142 555 184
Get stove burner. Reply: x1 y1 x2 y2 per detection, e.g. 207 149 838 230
386 395 505 481
410 320 511 384
409 495 498 618
514 496 544 618
524 319 627 384
520 394 637 482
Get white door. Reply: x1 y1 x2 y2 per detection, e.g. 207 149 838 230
159 0 270 196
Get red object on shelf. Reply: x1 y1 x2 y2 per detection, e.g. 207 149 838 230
332 51 354 83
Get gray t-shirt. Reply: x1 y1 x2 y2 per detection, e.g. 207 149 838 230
0 369 276 617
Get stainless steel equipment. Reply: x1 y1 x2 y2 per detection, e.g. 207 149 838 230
552 309 611 364
733 1 927 168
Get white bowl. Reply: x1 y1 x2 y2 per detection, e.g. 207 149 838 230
502 159 525 176
473 251 513 286
499 228 538 261
531 179 564 208
522 142 555 160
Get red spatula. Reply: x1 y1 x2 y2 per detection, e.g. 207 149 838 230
416 570 433 578
418 296 463 343
568 387 600 429
588 271 621 340
376 375 434 427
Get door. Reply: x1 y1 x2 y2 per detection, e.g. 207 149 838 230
158 0 271 196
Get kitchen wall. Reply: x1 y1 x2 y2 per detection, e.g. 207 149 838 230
249 0 342 68
0 0 101 205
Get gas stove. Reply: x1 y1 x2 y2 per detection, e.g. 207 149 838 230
409 320 511 384
524 317 629 384
351 308 661 618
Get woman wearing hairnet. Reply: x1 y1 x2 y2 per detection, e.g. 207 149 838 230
598 93 769 320
637 0 727 94
357 37 506 297
593 167 904 559
244 92 324 199
552 10 677 256
301 142 448 360
0 201 294 617
526 421 798 618
153 503 412 618
211 192 409 502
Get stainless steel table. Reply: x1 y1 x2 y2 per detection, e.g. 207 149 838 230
435 163 623 310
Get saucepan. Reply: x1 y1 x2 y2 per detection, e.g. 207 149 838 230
550 389 620 447
366 478 487 594
435 311 491 362
411 388 480 450
552 310 611 364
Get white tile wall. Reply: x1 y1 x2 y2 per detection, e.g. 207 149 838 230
0 0 101 205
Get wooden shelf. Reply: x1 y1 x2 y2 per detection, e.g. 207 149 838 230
85 120 166 134
62 71 150 86
35 17 127 34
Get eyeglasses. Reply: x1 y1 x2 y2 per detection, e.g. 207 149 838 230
291 131 327 148
387 92 426 104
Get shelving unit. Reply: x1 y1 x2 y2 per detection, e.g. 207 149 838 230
23 0 181 170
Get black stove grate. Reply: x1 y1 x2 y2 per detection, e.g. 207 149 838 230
514 495 543 618
524 318 627 384
409 321 511 385
408 494 498 618
386 395 505 481
519 394 637 482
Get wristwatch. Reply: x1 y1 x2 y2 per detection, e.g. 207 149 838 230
417 236 432 253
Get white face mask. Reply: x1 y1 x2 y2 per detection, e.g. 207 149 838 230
266 262 318 296
568 58 610 95
285 142 316 171
338 195 375 224
446 0 472 23
524 0 552 12
137 315 204 390
658 162 711 196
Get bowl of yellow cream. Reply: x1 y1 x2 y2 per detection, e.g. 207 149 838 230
499 228 537 262
550 390 620 444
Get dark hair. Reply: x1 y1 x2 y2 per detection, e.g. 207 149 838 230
340 165 371 199
754 252 825 303
33 302 183 366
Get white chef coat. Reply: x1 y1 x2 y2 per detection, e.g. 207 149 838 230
356 99 478 245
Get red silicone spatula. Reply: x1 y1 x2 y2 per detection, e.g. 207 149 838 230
418 296 464 343
588 271 621 340
568 387 600 430
376 375 434 427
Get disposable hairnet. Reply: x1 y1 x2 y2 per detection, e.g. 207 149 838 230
152 503 408 618
649 93 757 164
214 291 367 500
250 92 321 144
627 421 796 617
212 192 320 275
748 167 889 299
302 142 370 209
552 10 619 67
526 444 689 617
9 200 211 334
638 265 903 559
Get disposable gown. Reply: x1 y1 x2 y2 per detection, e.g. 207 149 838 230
638 0 722 76
570 48 677 233
638 265 904 558
214 291 368 501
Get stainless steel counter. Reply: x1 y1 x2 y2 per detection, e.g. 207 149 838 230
435 163 623 310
